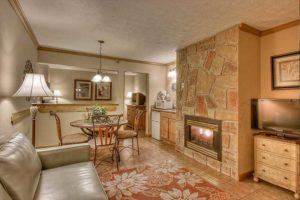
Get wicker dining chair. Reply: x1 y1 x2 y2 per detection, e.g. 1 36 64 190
116 110 145 155
49 111 90 146
91 114 122 170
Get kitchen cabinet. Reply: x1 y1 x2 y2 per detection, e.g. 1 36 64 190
160 111 176 144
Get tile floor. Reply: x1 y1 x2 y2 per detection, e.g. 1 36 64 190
95 136 296 200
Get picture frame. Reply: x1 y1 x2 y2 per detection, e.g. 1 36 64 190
74 79 93 100
271 51 300 90
95 82 112 100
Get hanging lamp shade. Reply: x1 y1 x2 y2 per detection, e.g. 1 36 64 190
13 73 53 97
91 73 102 83
91 40 111 83
102 75 111 82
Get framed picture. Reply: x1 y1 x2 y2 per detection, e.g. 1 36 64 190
74 79 93 100
95 82 112 100
271 51 300 90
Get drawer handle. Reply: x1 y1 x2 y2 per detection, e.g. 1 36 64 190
284 163 288 166
284 149 289 152
284 177 288 180
262 156 266 159
262 144 266 147
262 169 266 172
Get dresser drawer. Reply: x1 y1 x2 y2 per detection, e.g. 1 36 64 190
256 163 296 187
256 150 296 172
256 138 297 158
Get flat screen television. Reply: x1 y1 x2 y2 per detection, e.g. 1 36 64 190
251 99 300 136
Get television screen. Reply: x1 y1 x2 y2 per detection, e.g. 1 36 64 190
252 99 300 135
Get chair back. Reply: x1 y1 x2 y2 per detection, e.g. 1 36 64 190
86 107 93 119
133 110 145 133
49 111 63 145
92 114 122 146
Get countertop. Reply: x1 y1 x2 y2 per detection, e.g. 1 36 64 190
151 107 176 113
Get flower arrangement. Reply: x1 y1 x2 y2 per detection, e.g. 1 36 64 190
91 104 107 116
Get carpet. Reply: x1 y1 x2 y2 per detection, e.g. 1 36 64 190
100 161 231 200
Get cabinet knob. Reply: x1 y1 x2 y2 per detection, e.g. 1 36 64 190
284 163 288 166
284 177 288 180
262 144 266 147
284 149 289 152
262 169 266 172
262 156 266 159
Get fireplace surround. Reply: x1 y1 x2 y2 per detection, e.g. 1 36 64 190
184 115 222 161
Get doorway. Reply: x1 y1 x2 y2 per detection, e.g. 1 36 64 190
124 72 149 136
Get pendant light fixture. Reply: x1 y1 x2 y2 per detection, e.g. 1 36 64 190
91 40 111 83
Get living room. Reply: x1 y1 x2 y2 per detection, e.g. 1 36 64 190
0 0 299 200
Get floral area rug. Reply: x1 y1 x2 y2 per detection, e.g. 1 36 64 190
99 161 231 200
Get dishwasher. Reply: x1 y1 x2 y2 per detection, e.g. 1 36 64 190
151 111 161 140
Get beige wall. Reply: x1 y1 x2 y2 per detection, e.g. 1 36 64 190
260 25 300 99
0 0 37 138
36 50 166 146
238 30 261 176
166 64 176 107
48 68 120 105
133 73 147 95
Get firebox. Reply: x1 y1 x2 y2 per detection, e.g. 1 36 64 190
184 115 222 161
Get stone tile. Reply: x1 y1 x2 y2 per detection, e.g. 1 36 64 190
227 89 238 110
196 69 216 95
210 85 227 109
215 45 238 63
210 54 224 75
207 157 221 172
197 95 208 116
204 51 216 70
222 133 230 149
222 121 238 134
215 75 237 88
215 109 238 121
222 62 237 75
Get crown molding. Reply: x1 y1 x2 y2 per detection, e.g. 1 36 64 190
8 0 39 46
239 23 261 36
38 45 172 67
261 19 300 36
165 61 176 67
240 20 300 37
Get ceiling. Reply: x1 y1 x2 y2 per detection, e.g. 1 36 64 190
19 0 299 64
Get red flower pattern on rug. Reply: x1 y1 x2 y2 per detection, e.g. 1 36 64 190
100 161 231 200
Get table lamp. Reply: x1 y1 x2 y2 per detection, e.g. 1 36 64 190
13 73 53 146
53 90 62 103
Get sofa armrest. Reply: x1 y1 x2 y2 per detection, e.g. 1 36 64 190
37 143 90 169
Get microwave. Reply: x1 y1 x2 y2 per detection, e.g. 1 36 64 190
155 100 173 109
132 92 146 105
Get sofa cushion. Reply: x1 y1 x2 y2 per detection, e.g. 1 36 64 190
0 133 42 200
34 162 108 200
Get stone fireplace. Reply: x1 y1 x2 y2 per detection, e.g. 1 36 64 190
176 24 261 180
185 115 222 161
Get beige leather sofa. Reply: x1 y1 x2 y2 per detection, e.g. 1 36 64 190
0 133 108 200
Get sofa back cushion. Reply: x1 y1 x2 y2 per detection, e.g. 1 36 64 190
0 133 42 200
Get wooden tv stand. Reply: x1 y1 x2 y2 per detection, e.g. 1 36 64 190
254 133 300 199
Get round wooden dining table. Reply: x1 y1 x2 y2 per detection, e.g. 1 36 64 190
70 118 128 136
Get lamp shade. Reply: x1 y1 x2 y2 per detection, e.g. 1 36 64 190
126 92 132 98
13 73 53 97
102 75 111 82
53 90 62 97
91 73 102 83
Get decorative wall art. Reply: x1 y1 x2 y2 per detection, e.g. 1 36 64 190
271 51 300 89
95 82 112 100
74 79 93 100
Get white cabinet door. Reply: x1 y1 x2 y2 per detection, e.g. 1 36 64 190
151 121 160 140
152 111 160 122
